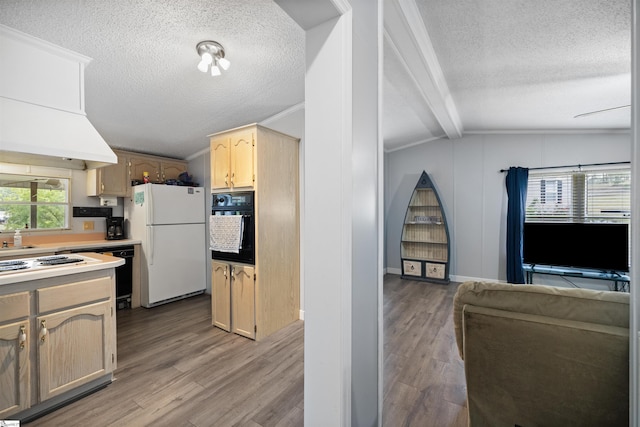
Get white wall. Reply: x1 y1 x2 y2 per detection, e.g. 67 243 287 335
385 132 631 289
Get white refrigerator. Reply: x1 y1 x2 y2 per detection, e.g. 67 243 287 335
125 184 206 307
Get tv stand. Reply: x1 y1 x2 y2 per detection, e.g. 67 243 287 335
523 264 629 292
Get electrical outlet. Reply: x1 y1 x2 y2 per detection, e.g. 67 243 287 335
83 221 94 231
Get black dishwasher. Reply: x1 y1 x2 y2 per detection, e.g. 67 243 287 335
71 245 134 310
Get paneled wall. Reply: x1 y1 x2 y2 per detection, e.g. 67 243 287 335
385 133 630 288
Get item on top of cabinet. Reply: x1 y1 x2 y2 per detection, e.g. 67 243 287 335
13 229 22 248
178 171 193 183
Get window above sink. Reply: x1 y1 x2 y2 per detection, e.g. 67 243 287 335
0 172 70 232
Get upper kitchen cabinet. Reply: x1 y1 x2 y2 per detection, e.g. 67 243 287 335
160 159 188 182
128 155 161 184
210 127 255 190
128 153 187 184
86 150 129 197
87 150 187 197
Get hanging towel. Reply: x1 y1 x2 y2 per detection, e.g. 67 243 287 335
210 215 244 253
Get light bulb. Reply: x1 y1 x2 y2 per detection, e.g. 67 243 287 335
201 52 213 65
211 64 221 76
197 52 213 72
197 59 209 73
218 57 230 70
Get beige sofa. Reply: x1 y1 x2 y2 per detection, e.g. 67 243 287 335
453 281 629 427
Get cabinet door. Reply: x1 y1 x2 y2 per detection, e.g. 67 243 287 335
87 150 129 197
230 130 254 189
160 160 187 182
38 301 114 401
211 137 231 190
0 320 30 418
129 155 161 184
99 151 129 196
211 261 231 332
231 264 255 339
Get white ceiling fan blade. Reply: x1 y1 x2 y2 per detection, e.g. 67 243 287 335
574 104 631 119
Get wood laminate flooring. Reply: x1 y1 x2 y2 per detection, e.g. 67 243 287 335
26 275 467 427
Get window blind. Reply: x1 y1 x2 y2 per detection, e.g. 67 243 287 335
525 168 630 223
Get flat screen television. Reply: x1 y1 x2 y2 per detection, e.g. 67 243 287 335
523 222 629 272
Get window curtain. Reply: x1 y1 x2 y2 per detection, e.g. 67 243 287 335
506 167 529 283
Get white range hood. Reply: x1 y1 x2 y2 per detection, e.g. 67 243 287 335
0 24 116 170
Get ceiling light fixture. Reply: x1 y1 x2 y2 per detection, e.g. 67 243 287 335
196 40 230 76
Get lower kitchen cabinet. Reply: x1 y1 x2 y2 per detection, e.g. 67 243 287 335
37 300 113 401
0 270 116 420
211 261 231 332
212 261 255 340
0 319 30 419
231 264 255 339
0 291 30 419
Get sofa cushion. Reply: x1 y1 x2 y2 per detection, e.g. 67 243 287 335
462 304 628 426
453 281 630 360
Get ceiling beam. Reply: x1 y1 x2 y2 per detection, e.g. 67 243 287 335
384 0 463 139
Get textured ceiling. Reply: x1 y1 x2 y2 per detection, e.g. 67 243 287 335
0 0 632 157
0 0 305 159
382 0 631 151
414 0 631 133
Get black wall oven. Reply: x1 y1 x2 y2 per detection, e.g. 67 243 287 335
211 191 255 264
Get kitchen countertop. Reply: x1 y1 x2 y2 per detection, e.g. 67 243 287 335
0 238 141 258
0 252 125 286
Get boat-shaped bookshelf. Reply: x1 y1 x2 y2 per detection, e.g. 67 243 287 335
401 171 450 283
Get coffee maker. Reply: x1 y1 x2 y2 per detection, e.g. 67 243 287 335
106 217 125 240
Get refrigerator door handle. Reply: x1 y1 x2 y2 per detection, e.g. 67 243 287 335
146 185 154 225
148 227 154 265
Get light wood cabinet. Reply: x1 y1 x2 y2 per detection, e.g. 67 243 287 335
209 124 299 340
211 261 231 332
87 150 188 197
210 128 254 190
231 264 255 339
0 271 116 419
128 153 187 184
36 276 115 401
37 301 112 401
86 149 129 197
0 292 30 419
212 262 255 339
128 154 161 184
160 159 187 182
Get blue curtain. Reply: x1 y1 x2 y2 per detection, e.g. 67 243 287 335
506 167 529 283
